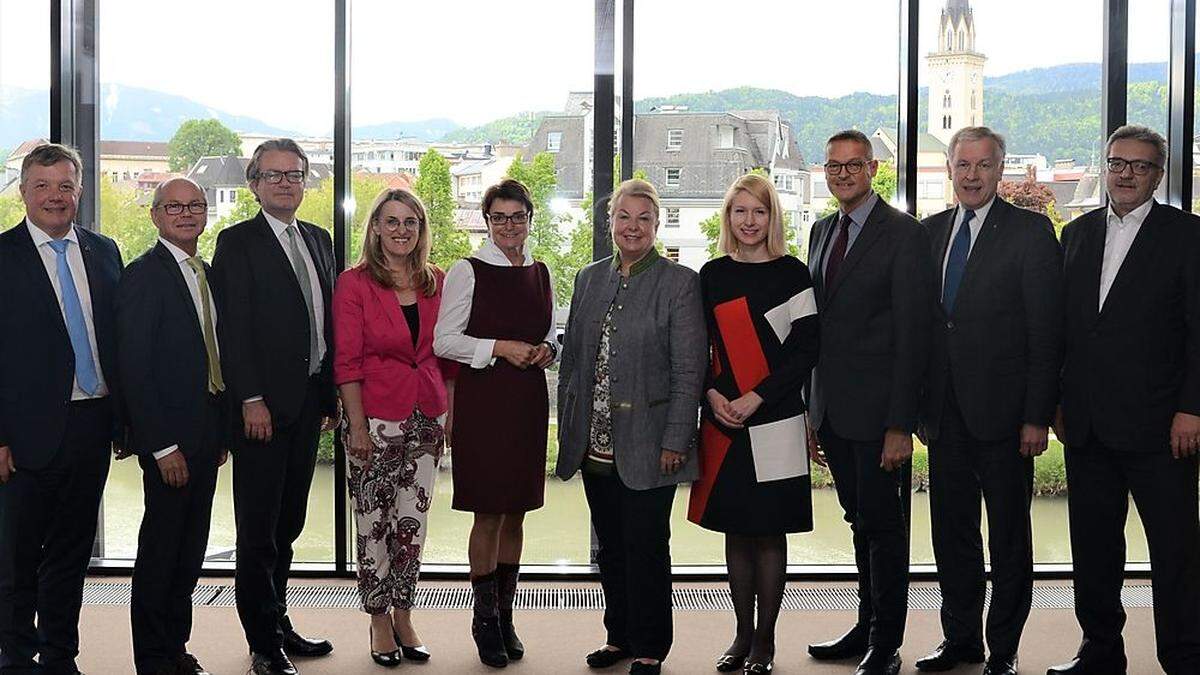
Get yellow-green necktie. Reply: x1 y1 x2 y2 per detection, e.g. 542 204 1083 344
185 257 225 394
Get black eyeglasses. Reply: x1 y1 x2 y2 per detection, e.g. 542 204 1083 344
255 170 306 184
824 160 870 176
156 201 207 215
488 212 529 226
1106 157 1162 176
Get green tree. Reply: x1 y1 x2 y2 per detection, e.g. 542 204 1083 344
507 152 573 300
98 180 157 261
414 150 470 270
0 193 25 228
167 119 242 172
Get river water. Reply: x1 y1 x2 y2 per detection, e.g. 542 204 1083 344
98 460 1149 566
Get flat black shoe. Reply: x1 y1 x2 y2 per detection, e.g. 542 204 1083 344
370 625 401 668
249 650 298 675
808 624 869 661
716 652 747 672
856 648 901 675
587 646 631 668
1047 650 1127 674
281 618 334 657
392 627 431 662
743 661 773 674
982 655 1018 675
472 616 509 668
175 653 210 675
914 640 986 671
629 662 662 675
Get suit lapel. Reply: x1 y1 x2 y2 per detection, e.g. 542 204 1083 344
809 216 833 301
949 199 1005 314
825 200 887 304
1098 203 1162 322
153 242 203 337
12 223 67 335
1077 212 1105 326
253 212 306 298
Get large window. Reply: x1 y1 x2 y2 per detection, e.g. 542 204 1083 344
96 0 336 565
1128 1 1170 138
0 2 50 226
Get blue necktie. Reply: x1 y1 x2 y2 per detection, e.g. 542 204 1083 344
48 239 100 395
942 209 975 313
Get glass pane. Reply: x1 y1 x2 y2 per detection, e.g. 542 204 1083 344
97 0 335 565
0 1 51 228
351 0 594 565
1128 0 1170 137
628 0 899 566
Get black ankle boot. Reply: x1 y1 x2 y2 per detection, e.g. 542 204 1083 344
471 572 509 668
495 562 525 660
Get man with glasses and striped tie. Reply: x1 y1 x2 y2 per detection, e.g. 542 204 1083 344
0 142 124 675
117 177 229 675
212 140 337 675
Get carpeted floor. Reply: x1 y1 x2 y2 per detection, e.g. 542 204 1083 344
75 579 1164 674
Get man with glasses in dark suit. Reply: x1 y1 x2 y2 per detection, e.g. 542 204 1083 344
1049 125 1200 675
212 139 337 675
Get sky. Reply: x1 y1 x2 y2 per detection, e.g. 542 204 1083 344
0 0 1175 136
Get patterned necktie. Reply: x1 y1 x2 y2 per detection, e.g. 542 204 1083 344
185 257 225 394
47 239 100 395
942 208 976 313
285 225 320 375
823 213 852 290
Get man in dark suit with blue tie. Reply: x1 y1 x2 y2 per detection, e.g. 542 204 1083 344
212 139 337 675
916 127 1063 675
805 130 935 675
118 178 228 675
1048 125 1200 675
0 143 124 675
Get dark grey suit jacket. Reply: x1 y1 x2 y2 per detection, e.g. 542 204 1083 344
807 197 934 442
555 254 707 490
921 197 1064 442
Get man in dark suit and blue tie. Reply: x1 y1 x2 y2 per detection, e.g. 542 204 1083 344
1048 125 1200 675
916 127 1063 675
0 143 124 674
118 178 229 675
212 139 337 675
805 130 935 675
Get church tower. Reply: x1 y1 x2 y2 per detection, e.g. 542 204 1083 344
926 0 986 146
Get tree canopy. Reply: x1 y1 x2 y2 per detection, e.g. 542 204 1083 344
167 119 241 172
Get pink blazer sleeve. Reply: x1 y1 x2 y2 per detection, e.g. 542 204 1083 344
333 268 366 386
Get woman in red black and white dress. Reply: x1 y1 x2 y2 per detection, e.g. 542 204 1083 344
433 178 556 668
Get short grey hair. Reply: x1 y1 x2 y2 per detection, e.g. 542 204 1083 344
245 138 309 182
20 143 83 186
152 177 205 208
826 129 874 161
1106 124 1167 168
947 126 1007 162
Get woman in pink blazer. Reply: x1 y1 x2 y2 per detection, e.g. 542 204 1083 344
333 188 457 667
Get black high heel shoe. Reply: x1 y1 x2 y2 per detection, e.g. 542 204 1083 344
393 627 432 662
370 625 401 668
716 652 748 672
743 661 773 674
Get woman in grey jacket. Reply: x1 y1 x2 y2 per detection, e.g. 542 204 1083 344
556 179 708 675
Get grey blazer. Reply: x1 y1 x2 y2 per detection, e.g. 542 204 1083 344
555 253 707 490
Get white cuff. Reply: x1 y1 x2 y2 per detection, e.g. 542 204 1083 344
152 445 179 460
243 396 264 404
471 339 497 369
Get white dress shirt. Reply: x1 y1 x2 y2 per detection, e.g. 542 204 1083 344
26 219 108 400
434 238 557 369
941 197 995 286
262 210 327 365
1099 198 1153 309
153 238 220 460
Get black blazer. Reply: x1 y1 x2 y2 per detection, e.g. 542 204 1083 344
921 198 1064 442
1060 202 1200 452
0 222 123 469
211 211 336 438
807 197 934 442
117 242 229 458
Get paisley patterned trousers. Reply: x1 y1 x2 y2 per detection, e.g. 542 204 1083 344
345 410 444 613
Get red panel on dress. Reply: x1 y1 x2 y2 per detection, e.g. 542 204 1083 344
688 419 731 523
712 297 769 394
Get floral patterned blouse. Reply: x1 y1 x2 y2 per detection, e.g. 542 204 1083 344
584 302 617 474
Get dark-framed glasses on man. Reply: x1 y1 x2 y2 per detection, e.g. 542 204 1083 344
1106 157 1161 176
824 160 869 175
157 201 208 215
256 170 306 184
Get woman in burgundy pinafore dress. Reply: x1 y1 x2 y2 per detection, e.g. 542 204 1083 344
433 179 556 668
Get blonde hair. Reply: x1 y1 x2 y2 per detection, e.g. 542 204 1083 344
358 188 438 297
608 178 661 222
718 173 786 257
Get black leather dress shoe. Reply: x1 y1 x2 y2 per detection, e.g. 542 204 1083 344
983 655 1018 675
1047 654 1127 675
280 619 333 658
628 661 661 675
855 648 901 675
249 650 298 675
586 646 631 668
914 640 986 671
175 653 211 675
808 624 869 661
